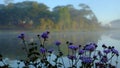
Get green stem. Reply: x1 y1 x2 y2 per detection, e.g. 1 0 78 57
42 39 46 48
38 36 42 47
108 54 114 62
74 55 80 66
22 39 28 54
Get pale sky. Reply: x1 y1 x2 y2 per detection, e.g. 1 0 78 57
0 0 120 24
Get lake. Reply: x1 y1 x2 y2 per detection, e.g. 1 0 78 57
0 30 120 67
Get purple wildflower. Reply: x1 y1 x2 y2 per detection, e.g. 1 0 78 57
68 45 74 49
41 31 49 39
40 47 46 53
18 33 24 39
92 43 98 48
48 49 54 53
79 49 85 55
55 41 61 46
68 45 79 50
73 46 79 50
111 49 119 56
103 49 111 54
80 56 93 64
67 55 77 60
85 43 95 51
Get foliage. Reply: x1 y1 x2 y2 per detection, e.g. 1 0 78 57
0 1 102 30
0 31 119 68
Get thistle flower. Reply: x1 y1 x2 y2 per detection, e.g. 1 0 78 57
40 47 46 53
48 49 54 53
68 45 75 49
55 41 61 46
41 31 49 39
111 48 119 56
79 49 85 55
84 43 95 51
67 55 77 60
18 33 25 39
73 46 79 50
68 45 79 50
92 43 98 48
103 49 111 54
80 56 93 64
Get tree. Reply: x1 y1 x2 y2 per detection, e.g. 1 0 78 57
0 1 102 30
53 6 71 30
38 18 54 30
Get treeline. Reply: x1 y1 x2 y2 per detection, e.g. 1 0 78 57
0 1 102 31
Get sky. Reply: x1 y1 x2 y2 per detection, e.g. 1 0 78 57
0 0 120 25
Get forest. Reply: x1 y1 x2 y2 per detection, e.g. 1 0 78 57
0 1 102 31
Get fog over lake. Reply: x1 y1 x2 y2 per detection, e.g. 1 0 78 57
0 30 120 67
0 30 120 59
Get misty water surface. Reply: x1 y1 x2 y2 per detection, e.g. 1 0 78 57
0 30 120 58
0 30 120 67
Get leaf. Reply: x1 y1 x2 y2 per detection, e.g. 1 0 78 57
30 56 39 62
29 48 35 53
28 52 40 58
